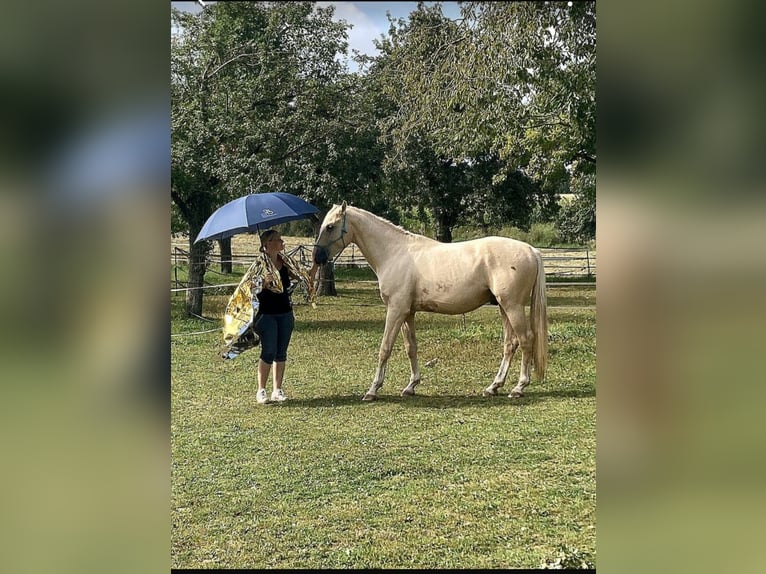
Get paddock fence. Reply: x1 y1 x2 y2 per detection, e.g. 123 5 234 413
171 242 595 295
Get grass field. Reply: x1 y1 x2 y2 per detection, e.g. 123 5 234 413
171 273 596 569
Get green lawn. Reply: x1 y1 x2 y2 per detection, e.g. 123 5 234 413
171 279 595 569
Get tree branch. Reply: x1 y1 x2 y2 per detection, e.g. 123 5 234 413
171 188 191 221
204 52 259 80
573 151 596 163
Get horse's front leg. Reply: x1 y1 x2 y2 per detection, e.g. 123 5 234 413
363 307 406 401
400 313 421 397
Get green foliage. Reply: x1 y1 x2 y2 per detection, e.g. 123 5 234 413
471 165 542 231
525 222 563 247
369 1 595 236
172 2 353 225
556 174 596 244
452 221 561 248
171 204 186 235
279 217 316 238
172 281 596 568
171 2 380 313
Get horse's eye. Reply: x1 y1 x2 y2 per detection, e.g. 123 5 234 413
327 225 334 231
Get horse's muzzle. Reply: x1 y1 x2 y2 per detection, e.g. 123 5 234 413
313 245 329 265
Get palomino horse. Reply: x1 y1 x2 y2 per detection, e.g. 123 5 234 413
313 202 548 401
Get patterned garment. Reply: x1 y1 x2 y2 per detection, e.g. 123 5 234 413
221 251 316 360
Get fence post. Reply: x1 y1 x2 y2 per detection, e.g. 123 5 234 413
586 249 591 277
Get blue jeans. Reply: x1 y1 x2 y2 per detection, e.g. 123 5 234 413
257 311 295 364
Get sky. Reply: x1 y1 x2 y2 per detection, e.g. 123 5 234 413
172 1 462 72
315 2 462 69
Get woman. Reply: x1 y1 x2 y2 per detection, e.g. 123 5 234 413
253 229 309 404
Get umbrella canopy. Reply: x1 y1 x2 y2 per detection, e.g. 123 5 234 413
194 192 319 243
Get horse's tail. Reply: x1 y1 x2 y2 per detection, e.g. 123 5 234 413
531 249 548 382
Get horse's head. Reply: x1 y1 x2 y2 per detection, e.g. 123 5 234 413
313 201 349 264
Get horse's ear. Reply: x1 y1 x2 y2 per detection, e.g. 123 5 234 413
341 200 347 213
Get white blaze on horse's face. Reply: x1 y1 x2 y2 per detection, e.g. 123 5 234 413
313 202 347 264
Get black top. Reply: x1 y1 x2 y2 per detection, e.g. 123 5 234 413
257 263 292 314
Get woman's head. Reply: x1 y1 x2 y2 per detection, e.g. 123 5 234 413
259 229 284 253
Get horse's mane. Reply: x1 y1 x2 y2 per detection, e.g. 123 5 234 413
347 205 422 239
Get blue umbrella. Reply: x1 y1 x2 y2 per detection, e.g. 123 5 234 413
194 192 319 243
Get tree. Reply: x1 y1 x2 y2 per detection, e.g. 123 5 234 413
300 59 397 294
378 132 472 243
462 1 596 189
556 172 595 243
171 2 351 315
371 1 595 235
465 155 542 231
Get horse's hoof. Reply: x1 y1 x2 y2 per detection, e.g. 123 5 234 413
401 388 415 396
509 390 524 398
482 388 498 397
362 393 377 401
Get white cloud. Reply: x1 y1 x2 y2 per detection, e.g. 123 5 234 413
317 2 386 58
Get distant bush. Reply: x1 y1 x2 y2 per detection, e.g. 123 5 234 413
524 222 562 247
394 208 592 248
491 222 561 247
453 222 570 247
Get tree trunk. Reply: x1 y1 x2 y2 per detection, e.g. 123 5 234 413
435 213 453 243
317 262 337 296
185 235 208 317
219 237 232 273
312 215 338 296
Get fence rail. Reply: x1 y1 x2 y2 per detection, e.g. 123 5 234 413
173 244 595 277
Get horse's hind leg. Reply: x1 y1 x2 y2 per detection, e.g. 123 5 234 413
400 313 421 397
502 304 534 398
483 308 519 396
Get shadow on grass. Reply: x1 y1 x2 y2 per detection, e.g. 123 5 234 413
277 388 594 409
